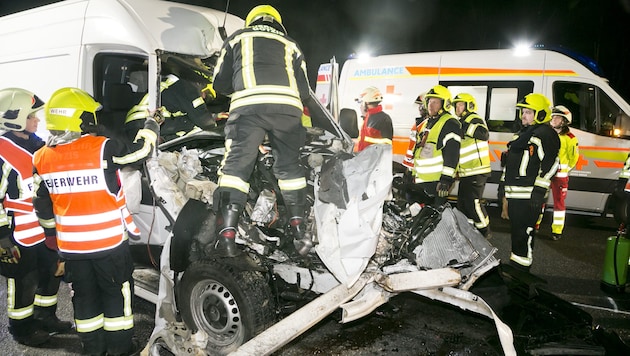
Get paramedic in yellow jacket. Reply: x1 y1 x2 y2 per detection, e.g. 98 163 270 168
548 105 579 240
32 87 158 355
412 85 461 206
453 93 492 237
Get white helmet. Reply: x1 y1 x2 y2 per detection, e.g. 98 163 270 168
357 86 383 104
0 88 45 131
552 105 572 124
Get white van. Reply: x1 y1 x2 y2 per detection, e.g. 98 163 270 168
0 0 243 140
316 49 630 215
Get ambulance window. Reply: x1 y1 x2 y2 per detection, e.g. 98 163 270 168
553 82 595 134
487 88 519 133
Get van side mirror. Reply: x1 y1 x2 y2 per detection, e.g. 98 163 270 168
339 108 359 138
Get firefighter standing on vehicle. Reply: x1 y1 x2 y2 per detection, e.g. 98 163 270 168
453 93 492 238
547 105 579 240
211 5 313 256
411 85 461 206
0 88 73 347
502 93 559 272
356 86 393 152
31 87 158 355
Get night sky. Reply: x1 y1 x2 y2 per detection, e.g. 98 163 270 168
3 0 630 99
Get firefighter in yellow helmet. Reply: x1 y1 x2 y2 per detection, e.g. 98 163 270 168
501 93 559 272
212 5 313 256
410 85 461 206
0 88 73 346
31 87 158 355
453 93 492 237
356 86 393 152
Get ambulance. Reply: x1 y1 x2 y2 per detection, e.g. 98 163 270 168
316 49 630 215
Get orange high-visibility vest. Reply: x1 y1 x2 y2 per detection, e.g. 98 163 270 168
0 136 45 247
33 135 139 254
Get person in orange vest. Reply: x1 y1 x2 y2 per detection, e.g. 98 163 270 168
32 87 158 355
356 86 393 152
0 88 73 347
547 105 579 240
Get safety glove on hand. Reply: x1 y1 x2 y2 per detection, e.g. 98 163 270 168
436 176 454 198
0 236 20 264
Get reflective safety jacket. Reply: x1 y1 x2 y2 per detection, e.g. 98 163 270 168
413 113 461 183
357 105 393 152
0 135 45 247
502 124 560 199
213 20 311 117
555 131 579 178
32 135 139 257
402 118 427 169
457 112 491 177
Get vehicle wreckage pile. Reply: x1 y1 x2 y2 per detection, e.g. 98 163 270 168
133 124 629 356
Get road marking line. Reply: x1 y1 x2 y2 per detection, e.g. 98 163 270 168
572 301 630 315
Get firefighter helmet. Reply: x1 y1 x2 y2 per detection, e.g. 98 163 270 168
0 88 45 132
45 87 101 132
452 93 477 112
358 86 383 104
245 5 282 27
551 105 572 124
424 85 452 112
516 93 551 124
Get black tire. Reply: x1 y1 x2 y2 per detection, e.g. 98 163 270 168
178 259 275 355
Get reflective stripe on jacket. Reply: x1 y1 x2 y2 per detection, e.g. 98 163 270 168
457 113 491 177
33 135 137 254
0 136 45 246
555 131 579 178
413 113 461 183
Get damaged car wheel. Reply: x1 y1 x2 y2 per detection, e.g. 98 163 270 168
178 259 275 354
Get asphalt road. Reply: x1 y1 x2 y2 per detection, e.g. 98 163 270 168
1 205 629 355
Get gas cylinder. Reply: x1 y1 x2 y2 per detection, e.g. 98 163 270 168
601 234 630 293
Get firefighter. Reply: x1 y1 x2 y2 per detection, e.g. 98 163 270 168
211 5 312 256
32 87 158 355
125 74 225 143
411 85 461 206
502 93 559 272
402 92 428 170
356 86 393 152
547 105 579 240
453 93 492 237
0 88 73 347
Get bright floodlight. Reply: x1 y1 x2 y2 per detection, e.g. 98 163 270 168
514 43 531 56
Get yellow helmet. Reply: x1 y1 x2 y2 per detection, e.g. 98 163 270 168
0 88 45 131
46 87 102 132
245 5 282 27
516 93 551 124
452 93 477 112
424 85 452 112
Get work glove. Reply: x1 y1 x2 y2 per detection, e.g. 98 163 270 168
530 186 547 212
0 236 20 264
614 178 628 199
54 260 65 277
436 176 454 198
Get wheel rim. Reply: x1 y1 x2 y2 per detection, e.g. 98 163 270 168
190 278 244 346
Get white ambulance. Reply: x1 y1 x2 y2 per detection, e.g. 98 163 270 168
316 49 630 215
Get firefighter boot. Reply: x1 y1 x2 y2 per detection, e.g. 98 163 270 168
287 205 312 256
214 203 243 257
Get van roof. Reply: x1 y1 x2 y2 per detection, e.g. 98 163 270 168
0 0 243 57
